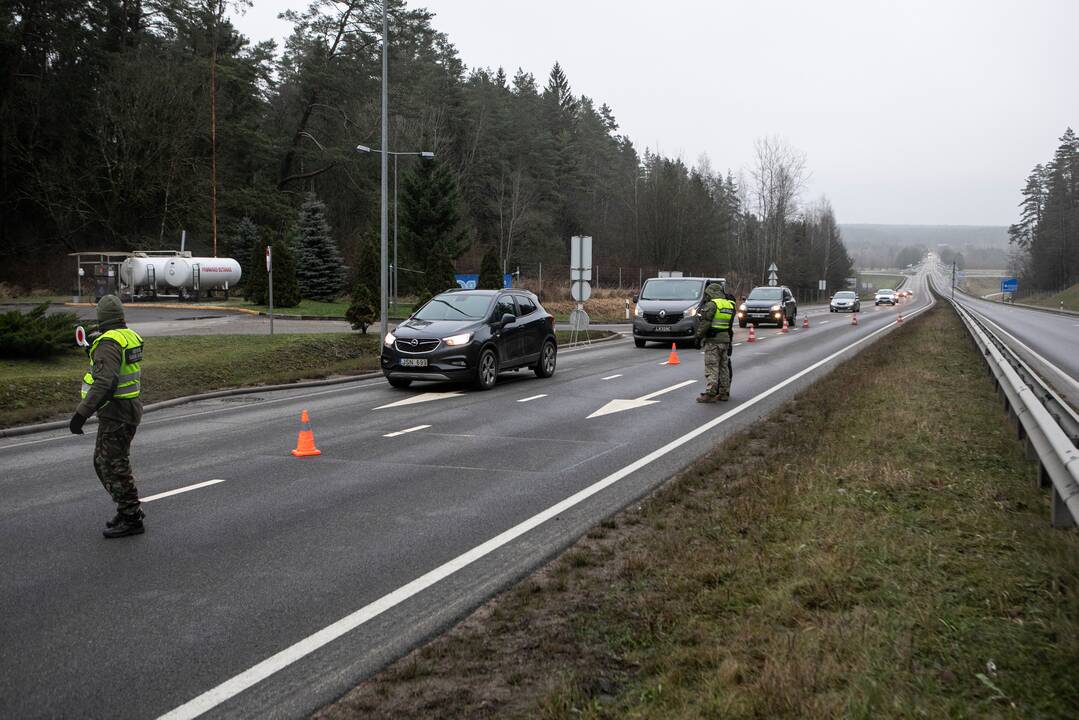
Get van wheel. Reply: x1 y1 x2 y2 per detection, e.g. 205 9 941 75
474 348 498 390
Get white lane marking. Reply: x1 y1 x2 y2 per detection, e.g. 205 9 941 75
959 303 1079 394
375 392 463 410
601 374 623 380
142 479 226 503
517 394 547 403
588 379 698 419
383 424 431 438
0 379 388 452
156 290 934 720
819 320 830 324
732 343 743 347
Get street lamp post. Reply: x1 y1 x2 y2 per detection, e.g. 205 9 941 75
356 145 434 319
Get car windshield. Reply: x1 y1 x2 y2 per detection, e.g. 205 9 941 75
413 293 491 321
878 289 895 294
835 292 856 299
640 279 703 301
748 288 782 301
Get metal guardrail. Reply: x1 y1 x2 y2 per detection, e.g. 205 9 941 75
936 277 1079 528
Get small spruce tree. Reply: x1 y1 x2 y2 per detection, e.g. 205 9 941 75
229 217 260 284
294 194 346 301
400 160 468 300
346 234 379 333
478 244 503 289
245 239 300 307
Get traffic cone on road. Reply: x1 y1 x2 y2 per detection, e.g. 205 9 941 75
667 343 681 366
802 315 810 329
851 312 859 326
896 312 904 324
291 410 322 457
781 315 789 333
747 324 756 343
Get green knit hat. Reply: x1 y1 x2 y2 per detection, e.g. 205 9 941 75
96 295 125 327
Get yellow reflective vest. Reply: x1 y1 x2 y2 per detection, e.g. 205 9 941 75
710 298 736 333
81 328 144 400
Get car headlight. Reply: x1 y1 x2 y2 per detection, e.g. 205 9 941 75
770 304 781 312
383 331 396 347
739 303 747 311
443 332 473 347
684 304 698 317
634 304 643 317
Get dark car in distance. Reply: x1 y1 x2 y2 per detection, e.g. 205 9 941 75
381 289 557 390
632 276 728 348
737 286 797 327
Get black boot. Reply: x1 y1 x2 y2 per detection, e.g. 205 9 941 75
103 511 145 539
105 512 124 528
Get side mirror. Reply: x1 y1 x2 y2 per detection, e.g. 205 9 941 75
632 294 639 304
500 313 515 326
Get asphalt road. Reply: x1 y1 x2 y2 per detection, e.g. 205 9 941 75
0 272 933 719
929 266 1079 410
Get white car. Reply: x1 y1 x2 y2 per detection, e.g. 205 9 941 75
874 288 897 306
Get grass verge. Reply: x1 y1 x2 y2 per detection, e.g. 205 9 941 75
1 331 615 429
963 276 1005 298
857 273 907 299
1018 284 1079 313
316 301 1079 719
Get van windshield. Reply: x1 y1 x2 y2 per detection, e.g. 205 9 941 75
640 279 703 301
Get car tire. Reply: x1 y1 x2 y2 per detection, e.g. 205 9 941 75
534 339 557 378
634 338 646 348
387 377 412 389
474 347 498 390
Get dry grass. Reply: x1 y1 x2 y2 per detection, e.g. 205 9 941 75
316 301 1079 720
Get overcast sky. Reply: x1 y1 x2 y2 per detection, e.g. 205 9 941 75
232 0 1077 227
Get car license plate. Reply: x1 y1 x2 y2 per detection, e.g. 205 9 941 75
654 326 670 331
400 358 428 367
750 313 767 318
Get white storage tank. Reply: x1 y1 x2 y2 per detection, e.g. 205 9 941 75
163 257 242 289
120 256 171 289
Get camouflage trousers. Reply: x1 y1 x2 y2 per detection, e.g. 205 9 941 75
703 339 731 397
93 419 141 516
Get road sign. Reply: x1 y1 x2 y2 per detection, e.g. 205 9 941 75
846 277 858 288
818 279 827 291
1001 277 1018 294
768 271 778 287
768 262 778 272
568 307 590 329
570 235 593 283
571 279 592 302
75 326 88 348
265 246 272 272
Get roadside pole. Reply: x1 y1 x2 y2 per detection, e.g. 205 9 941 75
266 245 274 335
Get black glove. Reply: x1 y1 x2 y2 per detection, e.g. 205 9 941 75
69 412 87 435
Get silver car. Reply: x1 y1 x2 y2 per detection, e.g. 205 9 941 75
830 290 861 313
874 288 898 306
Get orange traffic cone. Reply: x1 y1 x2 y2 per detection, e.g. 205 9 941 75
896 312 904 324
802 315 810 329
291 409 322 457
781 315 789 333
851 312 859 326
747 324 756 343
667 343 681 365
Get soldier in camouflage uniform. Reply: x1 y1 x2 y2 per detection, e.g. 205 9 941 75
69 295 146 538
695 282 736 403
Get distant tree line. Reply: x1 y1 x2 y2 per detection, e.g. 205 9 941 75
0 0 853 300
1009 128 1079 291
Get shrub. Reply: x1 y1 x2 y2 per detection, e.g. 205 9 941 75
0 303 80 359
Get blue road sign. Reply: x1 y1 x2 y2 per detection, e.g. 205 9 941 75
1001 277 1018 294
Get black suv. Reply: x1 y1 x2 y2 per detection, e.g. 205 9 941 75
381 289 557 390
632 276 727 348
737 286 797 327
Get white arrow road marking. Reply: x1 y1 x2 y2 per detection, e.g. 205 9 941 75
601 374 622 380
517 394 547 403
142 479 226 503
588 379 697 419
374 392 463 410
384 424 431 438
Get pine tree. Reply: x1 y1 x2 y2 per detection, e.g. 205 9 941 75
478 244 503 289
229 217 260 284
294 194 346 301
245 238 300 307
400 160 469 300
346 234 379 333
